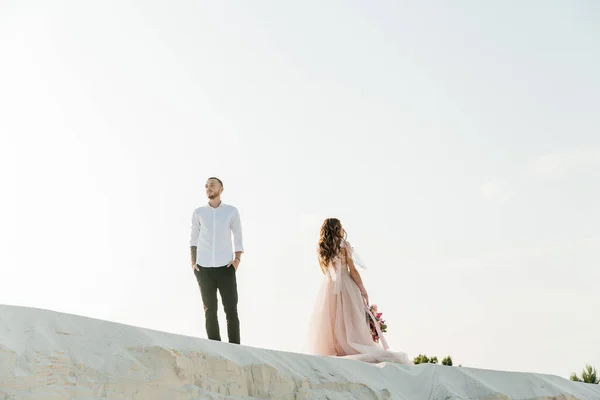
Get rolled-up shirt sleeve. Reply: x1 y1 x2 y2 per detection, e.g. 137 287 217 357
190 210 200 246
231 208 244 253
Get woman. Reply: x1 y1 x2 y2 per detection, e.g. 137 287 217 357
305 218 412 364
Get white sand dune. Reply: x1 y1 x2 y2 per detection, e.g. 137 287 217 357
1 305 599 399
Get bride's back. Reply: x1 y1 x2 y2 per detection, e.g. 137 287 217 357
318 239 349 274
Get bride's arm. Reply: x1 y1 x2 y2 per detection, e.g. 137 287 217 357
345 247 369 304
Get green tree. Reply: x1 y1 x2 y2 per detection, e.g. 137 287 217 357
570 364 599 384
413 354 439 365
442 356 453 366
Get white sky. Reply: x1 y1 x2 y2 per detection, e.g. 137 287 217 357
1 0 599 380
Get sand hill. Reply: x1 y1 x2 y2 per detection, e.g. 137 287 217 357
1 305 599 399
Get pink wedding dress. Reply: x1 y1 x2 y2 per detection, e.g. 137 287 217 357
305 240 413 365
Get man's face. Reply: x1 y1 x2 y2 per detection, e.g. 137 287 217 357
205 179 223 199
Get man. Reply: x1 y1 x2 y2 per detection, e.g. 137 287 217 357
190 177 243 344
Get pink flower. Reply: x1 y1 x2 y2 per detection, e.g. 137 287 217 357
367 304 390 343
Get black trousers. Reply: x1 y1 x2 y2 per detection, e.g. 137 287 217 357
194 265 240 344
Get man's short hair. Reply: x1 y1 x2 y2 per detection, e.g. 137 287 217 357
207 177 223 186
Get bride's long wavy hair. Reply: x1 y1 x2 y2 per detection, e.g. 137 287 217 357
318 218 347 273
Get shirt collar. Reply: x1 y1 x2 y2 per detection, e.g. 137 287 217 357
207 201 224 209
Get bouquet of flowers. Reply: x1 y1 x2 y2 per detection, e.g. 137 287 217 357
367 304 387 343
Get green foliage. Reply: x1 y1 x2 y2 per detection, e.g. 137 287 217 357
413 354 458 366
413 354 439 365
570 364 599 384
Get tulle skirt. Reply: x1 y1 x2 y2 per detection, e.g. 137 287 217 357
305 267 412 365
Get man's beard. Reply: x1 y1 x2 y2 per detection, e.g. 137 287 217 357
207 193 219 200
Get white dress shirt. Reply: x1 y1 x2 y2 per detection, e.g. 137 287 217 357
190 202 244 268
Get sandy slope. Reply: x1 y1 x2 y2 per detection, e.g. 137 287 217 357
1 305 599 400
